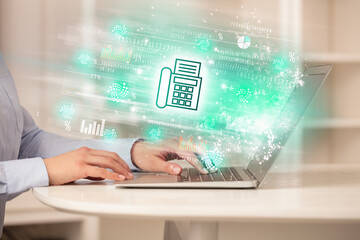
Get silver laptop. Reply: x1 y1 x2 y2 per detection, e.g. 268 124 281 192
116 65 332 189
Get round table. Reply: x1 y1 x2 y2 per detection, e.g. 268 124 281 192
33 164 360 240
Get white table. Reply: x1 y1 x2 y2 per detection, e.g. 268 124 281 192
33 164 360 240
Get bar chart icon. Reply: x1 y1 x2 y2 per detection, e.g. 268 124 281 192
80 119 106 136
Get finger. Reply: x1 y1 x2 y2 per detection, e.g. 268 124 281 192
145 155 183 175
163 140 209 174
177 150 208 174
86 177 105 181
84 166 126 181
86 156 133 179
87 149 131 172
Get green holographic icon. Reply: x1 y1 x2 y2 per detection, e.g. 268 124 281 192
147 127 162 141
59 104 76 120
107 82 129 102
197 39 211 51
237 88 252 103
156 59 202 111
202 150 224 173
78 53 91 65
103 129 117 143
112 24 128 40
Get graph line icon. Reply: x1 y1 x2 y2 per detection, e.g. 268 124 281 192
156 59 203 111
80 119 106 136
237 36 251 49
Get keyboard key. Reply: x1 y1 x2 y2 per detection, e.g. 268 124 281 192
185 101 191 106
172 99 178 104
186 94 192 99
211 171 224 181
200 174 213 182
229 167 242 181
220 168 237 181
175 85 180 90
189 168 201 182
173 92 179 97
188 87 193 92
179 100 184 105
180 169 190 182
181 86 187 91
180 93 185 98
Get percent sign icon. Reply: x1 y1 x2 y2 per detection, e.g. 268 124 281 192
64 121 71 131
289 52 297 62
218 32 223 40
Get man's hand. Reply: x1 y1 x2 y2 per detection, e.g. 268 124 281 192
131 139 208 175
43 147 133 185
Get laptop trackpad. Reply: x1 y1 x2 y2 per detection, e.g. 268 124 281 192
122 172 180 184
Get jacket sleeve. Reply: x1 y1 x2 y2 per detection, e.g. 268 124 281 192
19 107 138 169
1 107 138 199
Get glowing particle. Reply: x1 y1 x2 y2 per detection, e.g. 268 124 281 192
103 129 117 143
107 82 129 102
59 104 76 120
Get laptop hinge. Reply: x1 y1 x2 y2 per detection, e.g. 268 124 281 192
243 168 260 186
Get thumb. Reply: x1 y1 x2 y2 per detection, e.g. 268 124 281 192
160 161 182 175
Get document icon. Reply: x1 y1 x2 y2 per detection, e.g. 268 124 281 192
156 59 203 111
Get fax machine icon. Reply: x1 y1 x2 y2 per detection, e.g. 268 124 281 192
156 59 203 111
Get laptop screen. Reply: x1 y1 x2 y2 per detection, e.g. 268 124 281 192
247 65 332 184
54 1 330 171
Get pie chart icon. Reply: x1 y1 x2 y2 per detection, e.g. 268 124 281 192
237 36 251 49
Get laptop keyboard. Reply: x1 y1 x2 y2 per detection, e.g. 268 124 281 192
180 167 244 182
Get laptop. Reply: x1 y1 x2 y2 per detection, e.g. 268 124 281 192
116 65 332 189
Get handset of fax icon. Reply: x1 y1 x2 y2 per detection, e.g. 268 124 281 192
156 59 202 111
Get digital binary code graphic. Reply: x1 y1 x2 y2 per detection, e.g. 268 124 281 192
56 1 304 167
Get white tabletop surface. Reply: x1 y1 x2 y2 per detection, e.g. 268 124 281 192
33 164 360 222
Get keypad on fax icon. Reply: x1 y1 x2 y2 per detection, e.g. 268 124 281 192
172 84 194 107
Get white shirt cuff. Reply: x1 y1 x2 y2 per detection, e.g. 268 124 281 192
1 157 49 195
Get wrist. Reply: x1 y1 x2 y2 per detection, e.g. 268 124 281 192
130 138 146 169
